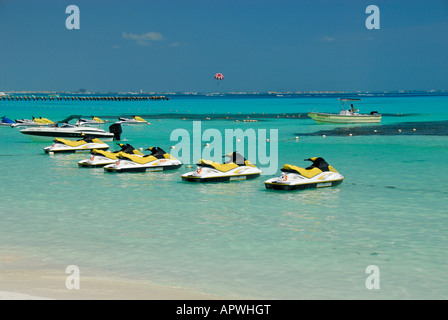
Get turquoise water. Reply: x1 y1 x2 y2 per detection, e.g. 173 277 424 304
0 95 447 299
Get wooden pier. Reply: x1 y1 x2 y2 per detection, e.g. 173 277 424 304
0 95 169 101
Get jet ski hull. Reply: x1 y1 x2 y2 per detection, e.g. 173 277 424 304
103 155 183 172
181 173 260 182
104 163 182 173
78 157 115 167
181 163 262 183
265 178 344 190
44 144 109 154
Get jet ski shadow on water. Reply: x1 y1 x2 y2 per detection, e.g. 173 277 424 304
103 147 182 173
264 157 344 190
44 135 110 154
181 152 262 182
78 143 144 168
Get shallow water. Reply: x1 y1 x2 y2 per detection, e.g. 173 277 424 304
0 95 447 299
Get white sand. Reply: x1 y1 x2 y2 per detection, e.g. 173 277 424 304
0 253 220 300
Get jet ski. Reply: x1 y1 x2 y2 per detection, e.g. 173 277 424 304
75 116 105 126
44 135 110 154
104 147 182 173
116 116 148 124
78 143 144 168
0 116 15 127
181 152 262 182
11 116 54 128
11 118 40 127
33 117 54 125
264 157 344 190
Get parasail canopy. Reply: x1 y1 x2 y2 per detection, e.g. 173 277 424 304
214 73 224 80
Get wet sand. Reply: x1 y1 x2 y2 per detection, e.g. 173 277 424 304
0 254 220 300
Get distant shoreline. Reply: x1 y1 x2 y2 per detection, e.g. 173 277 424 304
1 91 448 99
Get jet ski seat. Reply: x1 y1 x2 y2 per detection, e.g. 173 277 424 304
117 153 157 164
54 137 103 147
91 144 143 159
133 116 146 122
91 149 120 159
281 165 323 178
199 159 239 172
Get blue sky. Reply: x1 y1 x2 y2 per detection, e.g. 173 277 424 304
0 0 447 92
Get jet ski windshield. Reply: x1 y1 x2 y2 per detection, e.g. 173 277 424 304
148 147 168 159
223 152 247 165
304 157 330 172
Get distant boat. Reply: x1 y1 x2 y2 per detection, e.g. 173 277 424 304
308 98 381 124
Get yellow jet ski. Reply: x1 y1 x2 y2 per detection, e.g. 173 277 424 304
264 157 344 190
181 152 262 182
44 135 109 154
104 147 182 172
78 143 144 167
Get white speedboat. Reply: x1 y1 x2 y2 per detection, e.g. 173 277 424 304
104 147 182 173
308 99 381 123
44 136 110 154
20 123 121 141
181 152 262 182
264 157 344 190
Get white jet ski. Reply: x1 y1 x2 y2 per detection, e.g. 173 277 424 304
78 143 144 168
11 116 54 128
75 116 105 127
181 152 262 182
103 147 182 173
44 135 110 154
116 116 148 125
264 157 344 190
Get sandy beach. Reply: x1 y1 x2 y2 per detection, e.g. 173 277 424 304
0 253 220 300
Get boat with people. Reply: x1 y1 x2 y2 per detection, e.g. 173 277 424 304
264 157 344 190
104 147 182 172
78 143 144 168
308 98 381 123
181 152 262 182
44 135 110 154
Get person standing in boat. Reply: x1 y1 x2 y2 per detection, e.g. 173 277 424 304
350 104 355 114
